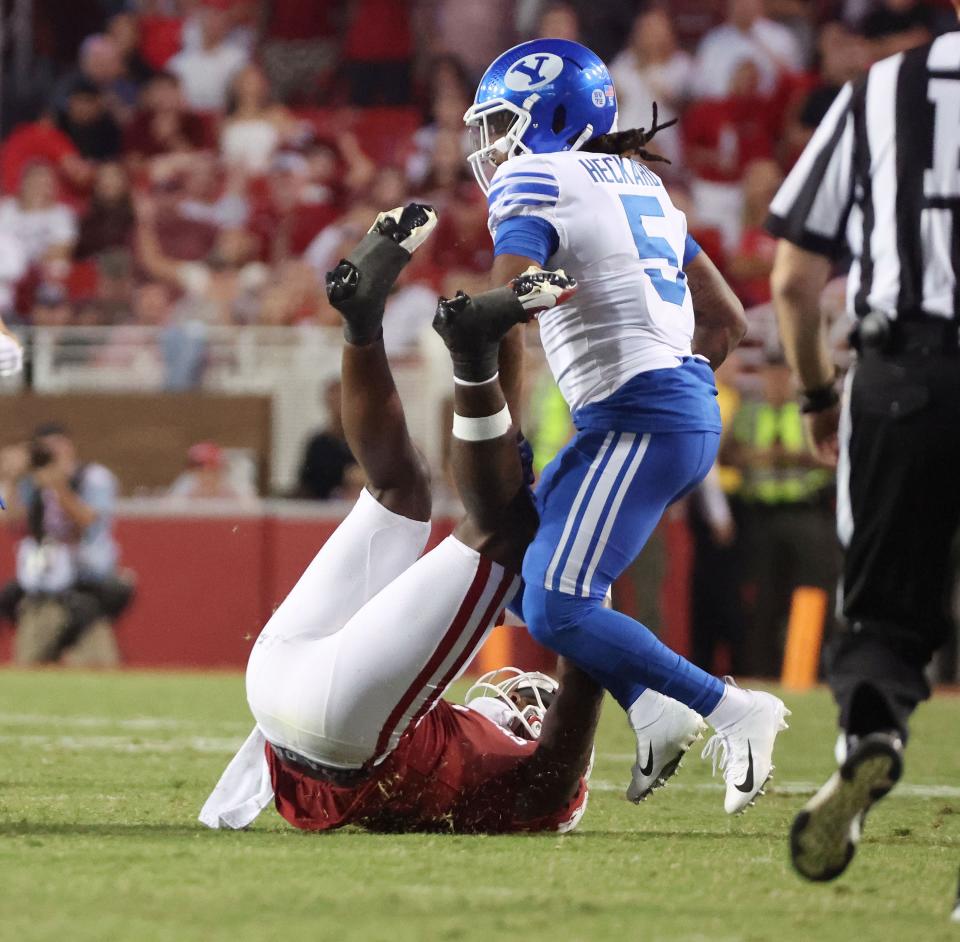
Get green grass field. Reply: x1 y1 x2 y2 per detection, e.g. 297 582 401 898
0 670 957 942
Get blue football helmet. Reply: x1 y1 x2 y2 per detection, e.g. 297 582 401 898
464 38 618 192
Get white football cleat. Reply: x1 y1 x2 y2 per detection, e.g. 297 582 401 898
511 266 578 317
626 690 707 802
368 203 439 254
701 686 790 814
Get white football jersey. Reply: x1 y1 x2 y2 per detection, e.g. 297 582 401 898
487 151 695 413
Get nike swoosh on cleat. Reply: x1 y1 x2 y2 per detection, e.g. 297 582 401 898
638 742 654 777
735 741 754 793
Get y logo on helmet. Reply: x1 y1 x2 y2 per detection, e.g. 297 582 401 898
504 53 564 91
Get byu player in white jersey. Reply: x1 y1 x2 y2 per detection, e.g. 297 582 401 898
464 39 789 813
491 150 698 409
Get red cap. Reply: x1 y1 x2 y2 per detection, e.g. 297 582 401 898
188 442 224 468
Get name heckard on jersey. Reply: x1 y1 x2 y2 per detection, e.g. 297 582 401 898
578 156 662 188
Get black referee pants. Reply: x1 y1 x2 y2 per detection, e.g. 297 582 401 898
829 347 960 738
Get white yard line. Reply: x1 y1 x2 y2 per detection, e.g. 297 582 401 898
1 726 958 800
1 717 957 801
589 779 960 799
0 712 244 732
0 733 243 753
595 753 960 798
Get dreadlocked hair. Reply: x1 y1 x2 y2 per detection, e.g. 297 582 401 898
579 101 677 165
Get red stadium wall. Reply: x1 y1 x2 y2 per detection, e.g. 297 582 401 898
0 509 692 671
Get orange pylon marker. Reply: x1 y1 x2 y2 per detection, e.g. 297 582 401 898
781 586 828 690
474 623 512 675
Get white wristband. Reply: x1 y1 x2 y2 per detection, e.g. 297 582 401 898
453 404 512 442
453 372 499 387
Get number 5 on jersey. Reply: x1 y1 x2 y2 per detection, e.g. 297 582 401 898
618 195 687 306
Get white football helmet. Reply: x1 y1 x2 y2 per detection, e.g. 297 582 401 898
465 667 558 740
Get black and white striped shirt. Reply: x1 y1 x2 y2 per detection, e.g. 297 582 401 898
766 30 960 322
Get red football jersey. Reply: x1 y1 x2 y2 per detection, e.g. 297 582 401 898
267 699 588 834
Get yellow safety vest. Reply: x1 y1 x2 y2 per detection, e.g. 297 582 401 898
716 382 742 494
529 379 573 475
734 401 832 504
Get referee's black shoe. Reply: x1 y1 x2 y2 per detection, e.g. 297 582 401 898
790 731 903 882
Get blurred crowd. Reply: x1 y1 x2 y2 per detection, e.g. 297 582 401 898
3 0 960 675
2 0 957 352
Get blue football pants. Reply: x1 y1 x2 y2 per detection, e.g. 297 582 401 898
522 428 725 714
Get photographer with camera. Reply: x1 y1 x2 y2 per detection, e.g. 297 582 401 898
0 423 133 666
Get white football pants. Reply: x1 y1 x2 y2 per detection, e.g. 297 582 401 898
246 489 518 768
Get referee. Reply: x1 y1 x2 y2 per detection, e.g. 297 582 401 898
767 17 960 882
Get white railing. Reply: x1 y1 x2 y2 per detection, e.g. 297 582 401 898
27 324 344 394
114 494 466 520
8 325 550 492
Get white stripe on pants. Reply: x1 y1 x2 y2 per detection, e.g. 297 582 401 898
544 431 615 590
546 432 651 597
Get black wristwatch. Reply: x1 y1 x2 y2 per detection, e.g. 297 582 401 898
800 380 840 414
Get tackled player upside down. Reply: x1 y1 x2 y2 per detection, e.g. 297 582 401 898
200 203 601 834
